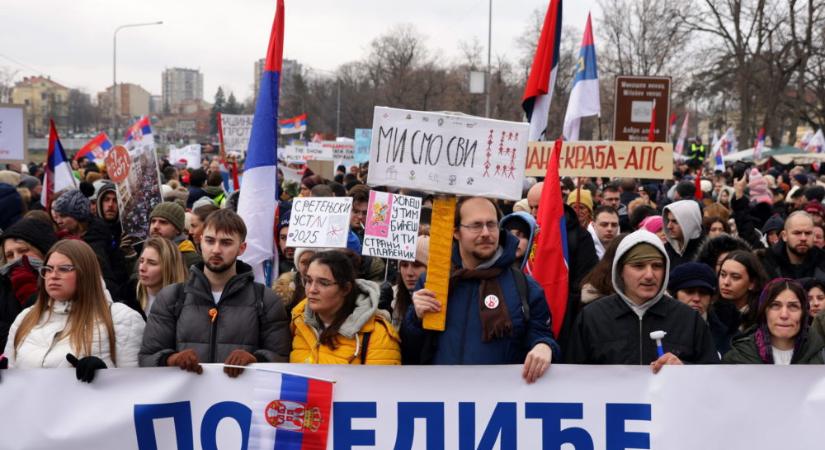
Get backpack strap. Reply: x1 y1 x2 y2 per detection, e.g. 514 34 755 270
359 332 372 365
510 265 530 322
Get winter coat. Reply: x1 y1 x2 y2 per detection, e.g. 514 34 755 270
138 261 291 366
4 298 145 368
83 217 132 303
176 237 203 270
662 200 704 268
759 241 825 281
186 186 208 209
722 326 825 364
0 183 23 231
401 231 559 365
290 279 401 365
566 230 719 365
0 263 39 351
499 212 537 270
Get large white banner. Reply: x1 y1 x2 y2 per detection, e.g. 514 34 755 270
1 365 823 449
367 107 528 200
0 104 26 163
169 144 202 169
220 114 254 156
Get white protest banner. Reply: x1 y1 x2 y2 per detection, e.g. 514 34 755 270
2 365 824 449
219 113 254 156
283 143 334 161
286 197 352 248
169 144 201 169
362 191 421 261
0 104 27 162
322 140 355 166
277 163 304 183
105 144 163 241
354 128 372 163
526 140 675 179
367 107 528 200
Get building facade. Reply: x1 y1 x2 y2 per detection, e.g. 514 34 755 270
11 76 70 136
162 67 203 111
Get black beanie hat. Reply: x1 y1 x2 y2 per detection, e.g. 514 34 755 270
1 217 58 257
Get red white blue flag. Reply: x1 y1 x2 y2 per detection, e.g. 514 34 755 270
674 112 689 155
42 120 76 209
753 127 766 160
237 0 283 284
522 0 562 142
124 116 154 150
250 371 333 450
280 113 307 135
74 132 113 163
526 137 569 338
562 13 600 141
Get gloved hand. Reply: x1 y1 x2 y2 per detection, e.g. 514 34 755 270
223 349 257 378
119 234 139 258
9 256 38 306
167 349 203 374
66 354 107 383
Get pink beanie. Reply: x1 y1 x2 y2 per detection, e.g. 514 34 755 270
640 215 663 233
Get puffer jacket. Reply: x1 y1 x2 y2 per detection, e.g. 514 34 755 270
566 229 719 365
290 279 400 365
138 260 290 366
662 200 704 267
3 298 145 368
401 232 559 365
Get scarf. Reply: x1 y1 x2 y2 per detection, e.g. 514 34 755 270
450 266 512 342
754 324 806 364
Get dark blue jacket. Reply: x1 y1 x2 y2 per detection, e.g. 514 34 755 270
401 232 559 365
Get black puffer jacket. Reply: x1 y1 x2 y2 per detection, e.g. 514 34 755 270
138 260 290 366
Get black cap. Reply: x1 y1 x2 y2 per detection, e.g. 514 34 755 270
668 262 716 294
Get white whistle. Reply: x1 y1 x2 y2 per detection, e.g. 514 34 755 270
649 330 667 357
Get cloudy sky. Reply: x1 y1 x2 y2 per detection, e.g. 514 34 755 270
2 0 593 102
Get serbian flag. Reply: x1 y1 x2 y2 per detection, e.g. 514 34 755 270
249 371 333 450
522 0 562 142
562 13 599 141
526 137 569 338
280 113 307 135
668 113 678 140
74 132 113 163
42 120 76 209
674 112 689 155
124 116 154 150
753 127 766 160
238 0 283 284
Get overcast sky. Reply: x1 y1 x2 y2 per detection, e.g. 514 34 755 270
2 0 593 102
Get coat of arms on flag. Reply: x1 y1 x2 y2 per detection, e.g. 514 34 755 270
265 400 323 432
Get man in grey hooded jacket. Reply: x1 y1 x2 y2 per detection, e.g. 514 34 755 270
662 199 704 268
567 229 718 370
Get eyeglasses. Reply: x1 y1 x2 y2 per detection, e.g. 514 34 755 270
304 276 337 289
38 265 76 278
459 221 499 234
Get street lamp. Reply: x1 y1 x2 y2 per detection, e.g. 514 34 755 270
112 21 163 139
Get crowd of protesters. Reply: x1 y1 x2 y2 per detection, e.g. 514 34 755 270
1 153 824 385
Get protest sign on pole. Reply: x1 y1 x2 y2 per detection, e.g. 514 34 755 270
613 76 671 142
367 107 528 201
218 114 254 157
362 191 422 261
0 104 27 163
354 128 372 163
169 144 202 169
286 197 353 248
525 140 674 179
282 143 334 161
106 144 162 241
323 140 355 167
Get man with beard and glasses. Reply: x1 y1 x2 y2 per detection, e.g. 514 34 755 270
401 196 558 384
761 211 825 280
139 209 290 378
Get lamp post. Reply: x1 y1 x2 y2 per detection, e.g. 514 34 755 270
113 21 163 138
485 0 492 118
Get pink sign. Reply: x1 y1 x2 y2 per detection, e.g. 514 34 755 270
364 190 392 238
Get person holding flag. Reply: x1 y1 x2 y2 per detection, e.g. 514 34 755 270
562 13 600 141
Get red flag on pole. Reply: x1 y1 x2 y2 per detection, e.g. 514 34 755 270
647 99 657 142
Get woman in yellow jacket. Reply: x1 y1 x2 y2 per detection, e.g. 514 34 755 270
290 251 401 365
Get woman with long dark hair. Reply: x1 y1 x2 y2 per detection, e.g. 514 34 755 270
715 250 768 331
724 278 824 364
290 251 400 365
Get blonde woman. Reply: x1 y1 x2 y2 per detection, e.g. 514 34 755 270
3 240 145 382
137 237 187 316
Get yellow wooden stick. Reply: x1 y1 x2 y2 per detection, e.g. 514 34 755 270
423 196 456 331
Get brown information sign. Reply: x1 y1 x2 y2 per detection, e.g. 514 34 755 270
613 76 671 142
525 141 674 180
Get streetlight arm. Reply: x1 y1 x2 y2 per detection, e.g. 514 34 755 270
112 20 162 138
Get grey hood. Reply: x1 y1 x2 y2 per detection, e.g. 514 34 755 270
611 229 671 317
662 200 702 256
304 278 383 338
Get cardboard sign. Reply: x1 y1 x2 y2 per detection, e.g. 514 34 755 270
362 191 422 261
613 76 671 142
286 197 352 248
113 146 163 240
219 114 253 156
169 144 201 169
354 128 372 163
305 159 335 180
525 141 674 179
0 104 27 163
367 107 528 200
